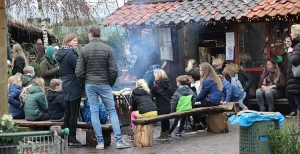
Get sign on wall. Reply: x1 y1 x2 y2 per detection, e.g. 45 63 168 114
226 32 235 60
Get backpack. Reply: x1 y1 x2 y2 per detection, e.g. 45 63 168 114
82 99 108 124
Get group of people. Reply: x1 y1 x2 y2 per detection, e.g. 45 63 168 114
8 26 131 150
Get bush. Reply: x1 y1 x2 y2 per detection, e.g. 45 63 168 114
268 124 300 154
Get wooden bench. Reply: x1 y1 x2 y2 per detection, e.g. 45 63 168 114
248 98 288 105
132 103 236 147
13 120 113 146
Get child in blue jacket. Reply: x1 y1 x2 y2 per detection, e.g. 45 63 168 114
219 75 248 110
8 75 25 119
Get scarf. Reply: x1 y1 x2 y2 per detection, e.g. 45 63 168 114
263 68 275 86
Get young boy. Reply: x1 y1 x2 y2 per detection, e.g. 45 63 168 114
21 66 35 87
46 79 66 121
169 75 195 136
187 67 201 95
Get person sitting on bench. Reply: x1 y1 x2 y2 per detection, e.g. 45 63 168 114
47 79 65 122
8 75 25 119
129 79 158 140
195 62 223 107
169 75 195 136
23 78 49 121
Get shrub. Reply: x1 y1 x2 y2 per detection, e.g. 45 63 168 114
268 124 300 154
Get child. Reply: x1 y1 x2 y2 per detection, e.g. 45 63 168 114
152 69 173 140
8 75 25 119
187 67 201 95
23 78 49 121
46 79 65 122
169 75 195 136
219 75 248 110
81 97 108 125
21 66 35 87
130 79 157 140
195 62 223 107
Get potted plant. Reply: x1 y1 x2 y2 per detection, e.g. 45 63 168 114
0 114 25 153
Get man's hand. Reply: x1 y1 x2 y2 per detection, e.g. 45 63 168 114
288 47 293 53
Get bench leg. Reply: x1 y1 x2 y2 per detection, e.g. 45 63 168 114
134 124 153 147
86 129 112 147
207 113 229 133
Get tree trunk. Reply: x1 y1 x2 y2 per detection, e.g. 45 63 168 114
0 0 8 117
37 0 48 46
134 124 153 147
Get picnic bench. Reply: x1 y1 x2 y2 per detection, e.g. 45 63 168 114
249 98 288 105
13 120 113 146
132 102 236 147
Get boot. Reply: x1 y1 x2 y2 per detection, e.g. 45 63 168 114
155 131 169 141
69 136 82 147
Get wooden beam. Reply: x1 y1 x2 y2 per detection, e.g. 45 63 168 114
133 103 235 125
0 0 8 117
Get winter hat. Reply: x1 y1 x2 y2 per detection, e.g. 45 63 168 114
45 46 57 64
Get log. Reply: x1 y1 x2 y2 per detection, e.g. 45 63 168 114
133 102 236 125
134 124 153 147
207 113 229 133
0 0 8 117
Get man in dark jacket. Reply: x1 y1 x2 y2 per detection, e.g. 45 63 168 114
75 26 130 150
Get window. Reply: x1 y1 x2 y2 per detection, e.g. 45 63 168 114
238 23 266 68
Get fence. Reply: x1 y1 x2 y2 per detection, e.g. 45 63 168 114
114 94 132 126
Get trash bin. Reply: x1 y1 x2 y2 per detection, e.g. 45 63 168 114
239 120 279 154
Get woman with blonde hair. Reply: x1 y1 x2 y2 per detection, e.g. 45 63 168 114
129 79 157 140
185 59 197 72
256 59 286 112
152 69 173 140
287 24 300 128
23 78 49 121
195 62 223 107
56 33 84 146
12 44 28 75
8 75 25 119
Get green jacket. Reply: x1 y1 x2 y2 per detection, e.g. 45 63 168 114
172 85 195 112
21 74 34 87
40 57 59 87
24 83 48 121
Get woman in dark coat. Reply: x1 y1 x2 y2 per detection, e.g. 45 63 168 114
152 69 173 140
12 44 28 75
287 24 300 129
56 33 85 146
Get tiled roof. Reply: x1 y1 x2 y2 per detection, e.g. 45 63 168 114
247 0 300 18
101 0 300 26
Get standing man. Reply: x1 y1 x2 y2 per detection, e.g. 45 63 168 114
75 26 131 150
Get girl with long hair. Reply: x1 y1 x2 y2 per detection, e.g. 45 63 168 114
129 79 157 140
185 59 197 73
256 59 286 112
12 44 28 75
195 62 223 107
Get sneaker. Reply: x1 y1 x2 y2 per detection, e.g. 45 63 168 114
69 138 82 147
96 143 104 150
117 141 131 149
127 135 134 142
175 132 181 136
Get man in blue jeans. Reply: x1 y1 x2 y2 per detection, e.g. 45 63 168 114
75 26 131 150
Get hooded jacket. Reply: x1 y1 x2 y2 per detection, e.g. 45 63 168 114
24 83 48 121
151 78 173 115
56 47 84 101
40 46 59 87
21 74 34 87
12 56 25 75
172 85 195 112
287 36 300 94
8 84 24 118
131 87 157 114
222 80 245 102
46 90 65 120
196 77 222 105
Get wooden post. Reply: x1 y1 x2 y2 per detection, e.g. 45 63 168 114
134 124 153 147
0 0 8 117
207 113 229 133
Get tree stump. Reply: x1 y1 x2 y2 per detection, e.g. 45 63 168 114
134 124 153 147
207 113 229 133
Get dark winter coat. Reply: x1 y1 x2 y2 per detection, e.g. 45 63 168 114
172 85 195 112
24 83 48 121
12 56 25 75
21 74 34 87
151 78 173 115
76 38 118 87
40 57 59 87
56 47 84 101
196 77 222 105
8 84 24 118
258 71 286 98
225 70 254 93
222 80 245 102
46 90 65 120
131 87 157 114
286 36 300 94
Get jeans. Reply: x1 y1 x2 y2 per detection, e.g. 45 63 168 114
85 84 122 143
143 72 155 89
169 117 186 134
161 120 170 132
287 92 298 112
256 88 277 111
63 98 81 138
237 92 247 109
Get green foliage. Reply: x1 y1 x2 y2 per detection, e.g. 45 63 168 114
30 63 40 77
268 124 300 154
0 114 25 145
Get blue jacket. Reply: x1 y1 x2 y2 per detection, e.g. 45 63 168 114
222 80 245 102
8 85 24 118
196 77 222 105
56 47 85 101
